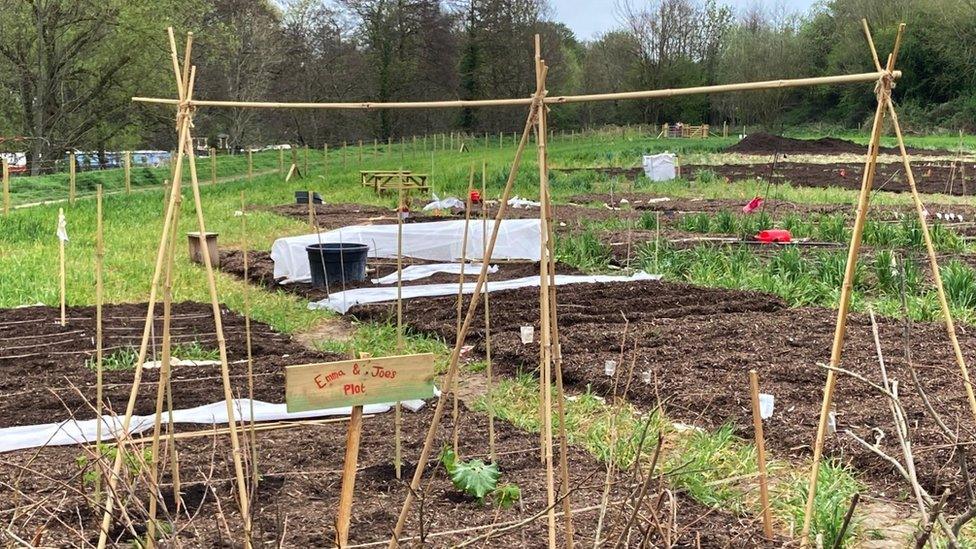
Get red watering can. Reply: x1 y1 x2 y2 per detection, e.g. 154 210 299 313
755 229 792 243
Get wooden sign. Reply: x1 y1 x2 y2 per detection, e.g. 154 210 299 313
285 353 436 413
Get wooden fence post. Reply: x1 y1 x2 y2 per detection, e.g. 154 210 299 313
2 158 9 216
69 153 76 204
278 148 284 177
247 150 253 182
210 148 217 185
124 151 132 194
304 145 309 176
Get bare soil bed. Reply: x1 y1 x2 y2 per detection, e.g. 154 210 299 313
350 280 976 508
0 302 341 428
1 394 780 547
725 132 953 156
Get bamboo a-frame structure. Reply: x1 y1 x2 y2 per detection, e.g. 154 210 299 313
109 23 964 548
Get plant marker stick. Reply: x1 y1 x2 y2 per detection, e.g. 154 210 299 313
749 370 774 539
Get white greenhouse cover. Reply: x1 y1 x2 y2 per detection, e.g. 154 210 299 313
271 219 541 283
642 153 676 181
0 397 431 454
310 271 661 314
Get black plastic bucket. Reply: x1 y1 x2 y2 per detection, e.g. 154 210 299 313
295 190 323 204
306 243 369 287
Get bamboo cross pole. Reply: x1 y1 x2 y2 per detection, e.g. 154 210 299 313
94 186 104 502
241 192 260 487
388 91 540 549
532 36 558 548
801 21 901 546
124 151 132 194
68 154 76 204
749 370 774 540
58 208 66 326
2 158 9 216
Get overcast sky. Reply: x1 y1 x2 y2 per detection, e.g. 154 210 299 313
551 0 821 41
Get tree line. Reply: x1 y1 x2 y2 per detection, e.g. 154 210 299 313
1 0 973 174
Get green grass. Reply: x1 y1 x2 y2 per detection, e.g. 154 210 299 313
778 460 863 548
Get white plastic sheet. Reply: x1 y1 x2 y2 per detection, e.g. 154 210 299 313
271 219 540 283
0 397 431 454
371 263 498 285
642 153 676 181
310 271 661 314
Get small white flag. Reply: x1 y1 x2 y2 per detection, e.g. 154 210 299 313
56 210 69 243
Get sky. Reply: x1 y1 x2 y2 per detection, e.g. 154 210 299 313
551 0 821 41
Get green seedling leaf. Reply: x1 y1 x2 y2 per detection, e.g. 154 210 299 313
450 459 500 503
492 483 521 509
439 445 457 475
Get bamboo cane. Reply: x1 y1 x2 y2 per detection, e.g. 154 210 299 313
96 29 192 549
883 86 976 424
58 208 66 326
800 31 898 546
395 188 405 480
482 161 496 462
749 370 774 540
94 186 104 502
533 36 558 549
452 165 476 457
181 81 253 547
388 93 540 549
241 192 259 488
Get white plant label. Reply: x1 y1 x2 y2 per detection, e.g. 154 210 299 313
520 325 534 344
642 370 652 385
604 360 617 377
759 393 774 420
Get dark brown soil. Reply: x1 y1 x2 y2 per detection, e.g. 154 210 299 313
725 133 951 156
0 302 342 428
1 402 781 547
557 160 976 196
350 280 976 507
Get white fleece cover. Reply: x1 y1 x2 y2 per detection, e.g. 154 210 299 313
310 272 661 314
0 397 429 454
371 263 498 285
271 219 541 283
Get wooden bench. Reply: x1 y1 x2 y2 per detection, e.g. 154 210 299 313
361 170 430 194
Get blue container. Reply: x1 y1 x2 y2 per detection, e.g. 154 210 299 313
306 243 369 287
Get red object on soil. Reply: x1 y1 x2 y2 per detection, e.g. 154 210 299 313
755 229 792 243
742 196 763 213
469 189 481 204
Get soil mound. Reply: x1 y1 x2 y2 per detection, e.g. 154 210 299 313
726 132 948 156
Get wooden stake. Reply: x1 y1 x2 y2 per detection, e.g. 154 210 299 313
749 370 774 540
278 148 284 177
123 151 131 194
94 186 104 502
304 145 309 176
308 188 315 231
359 140 363 164
68 154 76 204
338 351 370 545
247 150 253 182
210 148 217 185
801 25 897 545
2 158 9 216
388 95 539 549
58 208 66 326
